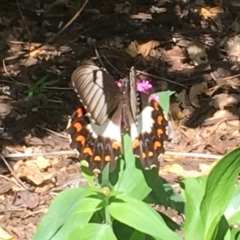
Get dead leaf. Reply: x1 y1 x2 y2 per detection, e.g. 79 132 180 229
14 160 55 185
35 156 51 170
162 46 185 70
125 41 138 57
198 7 223 19
137 40 160 57
187 42 208 65
0 227 15 240
189 82 208 108
210 93 240 109
130 12 152 20
225 35 240 62
162 164 184 174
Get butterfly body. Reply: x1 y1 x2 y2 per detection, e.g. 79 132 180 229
67 65 168 172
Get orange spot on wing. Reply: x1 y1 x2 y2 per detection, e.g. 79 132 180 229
141 152 146 159
76 135 86 145
83 147 93 155
132 138 140 149
104 155 111 162
73 122 82 132
157 128 164 137
157 115 163 125
94 155 101 162
154 141 162 149
112 141 121 150
153 101 159 110
148 151 153 157
76 108 84 118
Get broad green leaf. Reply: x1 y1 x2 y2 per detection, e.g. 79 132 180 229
201 147 240 240
108 194 181 240
33 188 102 240
112 134 151 200
145 171 184 213
129 231 147 240
81 163 96 187
156 90 174 114
230 228 240 240
183 176 207 240
225 184 240 224
67 223 117 240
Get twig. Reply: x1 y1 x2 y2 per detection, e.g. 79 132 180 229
2 149 223 161
0 153 30 190
164 151 222 160
3 150 78 159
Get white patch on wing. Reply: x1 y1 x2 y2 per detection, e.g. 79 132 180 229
87 119 121 142
136 106 154 134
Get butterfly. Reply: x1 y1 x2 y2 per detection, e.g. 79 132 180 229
67 65 168 172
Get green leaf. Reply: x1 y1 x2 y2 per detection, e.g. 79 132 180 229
33 188 103 240
81 163 96 187
42 78 59 87
67 223 117 240
145 171 184 213
201 147 240 240
156 90 174 114
225 184 240 224
108 194 181 240
183 176 207 240
184 147 240 240
112 134 151 200
129 231 147 240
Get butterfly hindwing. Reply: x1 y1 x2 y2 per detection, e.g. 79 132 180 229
67 106 122 171
130 94 168 169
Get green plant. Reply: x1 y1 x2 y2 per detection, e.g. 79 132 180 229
33 90 240 240
25 75 58 99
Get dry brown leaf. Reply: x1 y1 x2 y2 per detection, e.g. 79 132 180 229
125 41 138 57
137 40 160 57
35 156 51 170
130 12 152 20
189 82 208 108
162 46 185 70
14 160 55 185
198 7 223 19
210 93 240 109
187 42 208 65
0 227 15 240
162 164 184 174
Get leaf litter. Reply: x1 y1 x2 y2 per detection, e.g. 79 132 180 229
0 0 240 238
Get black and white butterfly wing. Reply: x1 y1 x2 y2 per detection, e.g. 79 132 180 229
127 70 168 169
68 65 122 171
71 65 121 125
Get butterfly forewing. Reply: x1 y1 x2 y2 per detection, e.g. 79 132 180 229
71 65 120 125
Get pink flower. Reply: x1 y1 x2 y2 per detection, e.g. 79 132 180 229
136 80 152 93
150 94 159 102
116 79 153 93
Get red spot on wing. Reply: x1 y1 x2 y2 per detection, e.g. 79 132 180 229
83 147 93 156
104 155 111 162
154 141 162 149
157 115 163 125
73 122 82 132
112 141 121 150
76 108 84 117
76 135 86 145
132 138 140 149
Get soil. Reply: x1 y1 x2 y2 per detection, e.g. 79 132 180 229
0 0 240 239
